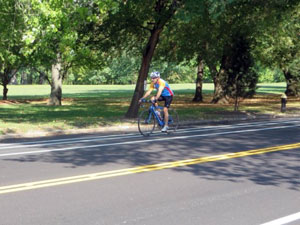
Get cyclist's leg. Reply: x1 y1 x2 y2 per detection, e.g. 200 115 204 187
163 96 172 126
160 96 172 131
163 107 168 128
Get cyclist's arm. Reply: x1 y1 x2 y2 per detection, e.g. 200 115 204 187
142 89 152 99
155 86 164 99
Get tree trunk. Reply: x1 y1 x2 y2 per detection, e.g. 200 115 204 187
283 70 300 96
3 84 8 100
1 71 9 100
211 51 234 104
193 57 204 102
211 68 229 104
125 28 162 118
1 68 17 100
48 53 62 106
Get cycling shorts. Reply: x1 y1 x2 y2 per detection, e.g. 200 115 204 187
158 96 173 108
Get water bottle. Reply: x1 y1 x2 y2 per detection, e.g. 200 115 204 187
155 110 161 120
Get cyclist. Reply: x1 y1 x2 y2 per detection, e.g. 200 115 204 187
140 71 174 132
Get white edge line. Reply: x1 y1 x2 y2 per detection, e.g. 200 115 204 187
260 212 300 225
1 119 299 150
1 124 300 157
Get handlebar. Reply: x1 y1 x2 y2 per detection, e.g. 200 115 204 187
140 98 157 104
139 99 157 108
141 99 152 103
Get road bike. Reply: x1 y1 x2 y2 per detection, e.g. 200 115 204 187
138 99 179 136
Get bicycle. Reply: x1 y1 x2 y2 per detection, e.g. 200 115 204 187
138 99 179 136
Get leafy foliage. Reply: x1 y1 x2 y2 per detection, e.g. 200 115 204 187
1 0 299 104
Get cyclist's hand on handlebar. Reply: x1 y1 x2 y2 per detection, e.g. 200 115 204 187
151 97 157 104
139 98 146 103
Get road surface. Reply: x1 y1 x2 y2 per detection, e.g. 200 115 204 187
0 118 300 225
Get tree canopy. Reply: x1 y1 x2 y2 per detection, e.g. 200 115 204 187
0 0 299 114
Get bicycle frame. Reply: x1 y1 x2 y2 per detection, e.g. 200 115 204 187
140 99 165 127
148 104 165 127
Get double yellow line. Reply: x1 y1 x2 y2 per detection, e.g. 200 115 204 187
1 142 300 195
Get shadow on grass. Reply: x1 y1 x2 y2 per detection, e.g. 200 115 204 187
1 90 300 135
3 125 300 191
0 98 130 130
3 90 134 100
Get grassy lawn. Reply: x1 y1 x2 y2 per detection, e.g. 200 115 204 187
0 83 299 135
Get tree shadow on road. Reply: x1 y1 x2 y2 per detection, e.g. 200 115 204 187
3 126 300 191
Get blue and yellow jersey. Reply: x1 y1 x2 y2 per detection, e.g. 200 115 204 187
149 78 174 97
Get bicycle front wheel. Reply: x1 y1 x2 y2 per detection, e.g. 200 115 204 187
167 108 179 133
138 110 156 136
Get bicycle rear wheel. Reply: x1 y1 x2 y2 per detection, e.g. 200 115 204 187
166 108 179 133
138 110 156 136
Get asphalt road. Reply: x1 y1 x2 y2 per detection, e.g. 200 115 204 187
0 118 300 225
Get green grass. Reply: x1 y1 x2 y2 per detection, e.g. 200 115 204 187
256 83 286 94
0 83 286 98
1 84 136 99
0 83 297 135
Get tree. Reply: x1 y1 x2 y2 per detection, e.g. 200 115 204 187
128 0 183 118
23 0 115 105
0 0 29 100
224 35 258 110
253 2 300 96
160 0 299 104
100 0 182 118
206 1 299 103
155 0 223 102
23 0 80 105
283 58 300 96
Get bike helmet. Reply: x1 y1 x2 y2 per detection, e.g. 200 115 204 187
150 71 160 79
